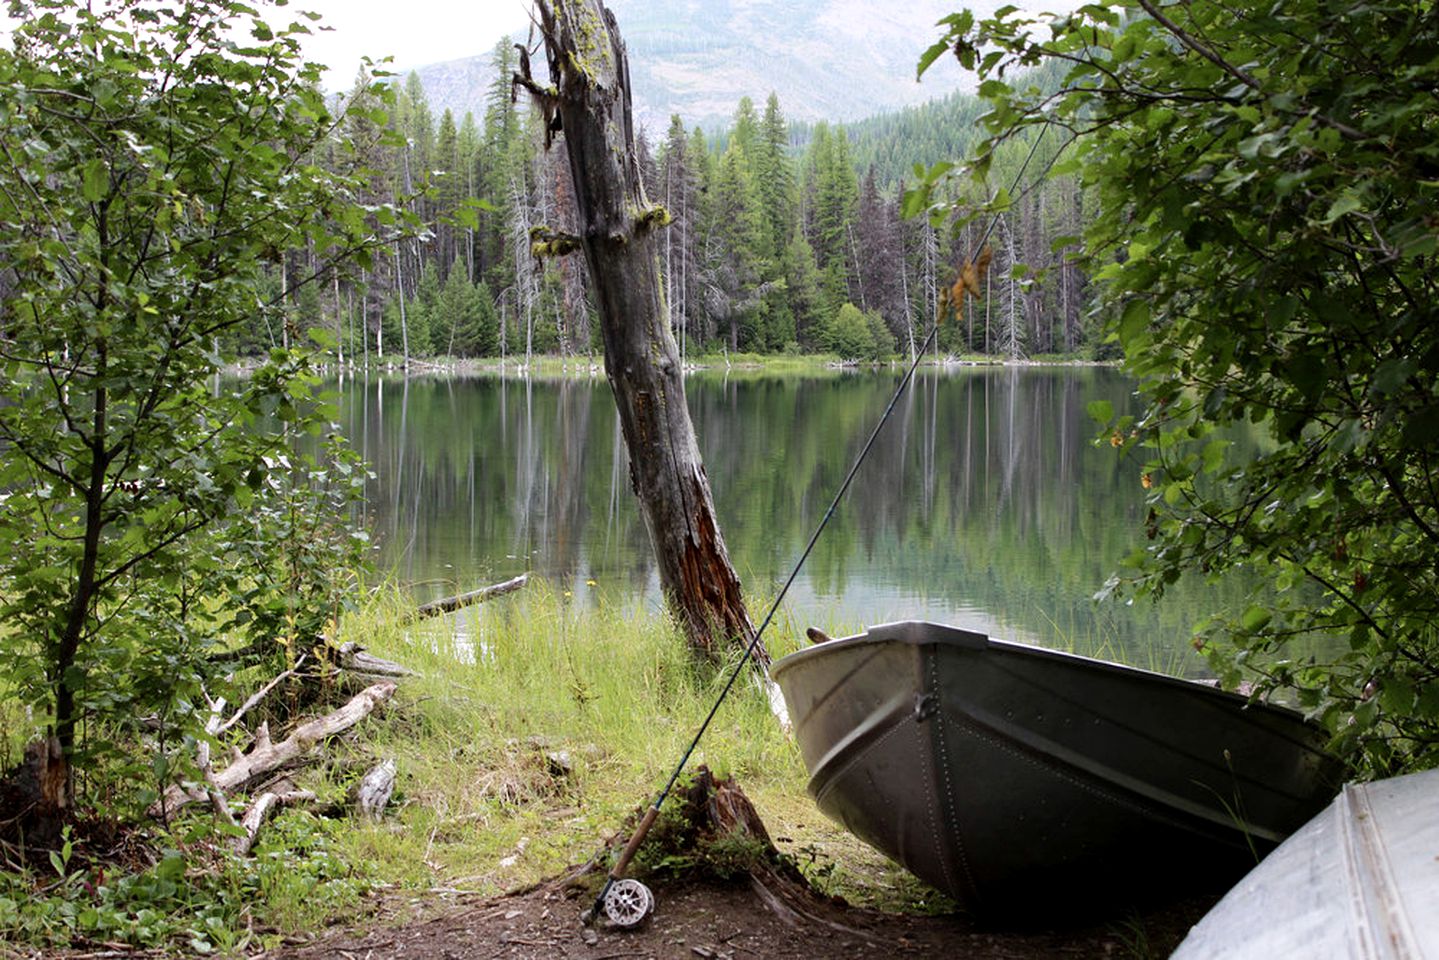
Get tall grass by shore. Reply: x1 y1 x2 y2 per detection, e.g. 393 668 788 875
334 582 804 889
343 581 954 907
0 582 946 952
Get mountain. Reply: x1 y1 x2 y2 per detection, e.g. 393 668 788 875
409 0 999 133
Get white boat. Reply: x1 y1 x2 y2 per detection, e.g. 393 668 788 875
1173 766 1439 959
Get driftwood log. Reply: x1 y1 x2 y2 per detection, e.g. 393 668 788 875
355 758 397 822
151 681 397 819
337 641 412 679
406 573 529 623
234 788 315 856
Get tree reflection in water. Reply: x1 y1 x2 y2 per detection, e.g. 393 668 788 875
336 367 1258 674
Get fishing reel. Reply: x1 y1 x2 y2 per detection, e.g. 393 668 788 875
600 877 654 927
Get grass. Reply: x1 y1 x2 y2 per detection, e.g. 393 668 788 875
0 686 28 777
0 583 945 952
288 582 939 921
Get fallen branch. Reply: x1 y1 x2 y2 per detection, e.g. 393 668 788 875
218 654 308 734
234 788 315 856
337 642 412 678
197 696 239 831
406 573 529 623
151 682 397 819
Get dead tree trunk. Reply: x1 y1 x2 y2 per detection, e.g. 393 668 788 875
522 0 762 662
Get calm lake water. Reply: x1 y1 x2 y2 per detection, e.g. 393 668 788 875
335 365 1245 673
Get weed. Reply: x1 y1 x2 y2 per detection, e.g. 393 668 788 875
0 581 949 950
0 816 366 953
1110 912 1156 959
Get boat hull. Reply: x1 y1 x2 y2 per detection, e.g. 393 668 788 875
1173 767 1439 959
772 621 1343 917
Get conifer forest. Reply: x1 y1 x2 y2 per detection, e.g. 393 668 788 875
265 44 1089 367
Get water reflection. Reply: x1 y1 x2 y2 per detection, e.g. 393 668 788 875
334 367 1249 673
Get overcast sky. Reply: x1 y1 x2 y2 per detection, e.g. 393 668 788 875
285 0 528 83
0 1 527 84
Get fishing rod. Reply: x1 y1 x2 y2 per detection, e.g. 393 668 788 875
587 123 1060 928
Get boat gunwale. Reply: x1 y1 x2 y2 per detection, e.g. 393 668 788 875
773 619 1310 722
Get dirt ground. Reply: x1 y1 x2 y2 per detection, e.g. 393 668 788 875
265 875 1217 960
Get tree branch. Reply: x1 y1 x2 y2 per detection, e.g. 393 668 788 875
1135 0 1366 140
151 681 397 818
404 574 529 623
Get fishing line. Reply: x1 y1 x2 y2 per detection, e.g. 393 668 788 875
588 121 1057 924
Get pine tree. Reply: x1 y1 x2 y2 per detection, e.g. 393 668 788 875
730 96 759 158
480 41 523 295
855 165 904 343
455 279 501 357
457 111 482 281
781 231 825 350
659 115 699 356
808 123 858 318
406 260 440 356
434 107 462 271
709 143 769 349
686 124 717 345
754 93 794 261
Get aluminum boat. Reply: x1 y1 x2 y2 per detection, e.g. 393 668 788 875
1173 766 1439 958
771 621 1344 917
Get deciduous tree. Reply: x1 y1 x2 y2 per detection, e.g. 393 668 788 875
920 0 1439 774
0 0 406 810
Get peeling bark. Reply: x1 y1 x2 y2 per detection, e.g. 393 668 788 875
527 0 763 662
150 681 396 819
355 758 398 822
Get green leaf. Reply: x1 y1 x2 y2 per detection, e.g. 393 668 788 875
1201 439 1229 473
1321 191 1363 224
81 158 107 202
901 185 930 221
1289 352 1326 403
1240 606 1272 633
917 38 952 80
1379 681 1417 717
1086 399 1114 425
1369 358 1414 398
306 325 338 349
1117 299 1150 346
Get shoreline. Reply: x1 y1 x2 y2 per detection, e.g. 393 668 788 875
226 352 1118 380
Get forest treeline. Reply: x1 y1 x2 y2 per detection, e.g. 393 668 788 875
251 43 1094 366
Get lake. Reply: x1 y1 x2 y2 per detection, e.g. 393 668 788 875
335 365 1245 673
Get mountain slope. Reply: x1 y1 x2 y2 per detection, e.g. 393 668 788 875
412 0 997 132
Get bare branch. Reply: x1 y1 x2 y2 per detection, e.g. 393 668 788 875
405 574 530 623
217 653 309 735
151 681 397 818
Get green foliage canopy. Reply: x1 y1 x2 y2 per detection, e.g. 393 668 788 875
919 1 1439 774
0 0 405 808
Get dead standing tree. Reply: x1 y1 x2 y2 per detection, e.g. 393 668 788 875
517 0 765 663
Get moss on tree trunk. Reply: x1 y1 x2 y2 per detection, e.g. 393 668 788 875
529 0 764 662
